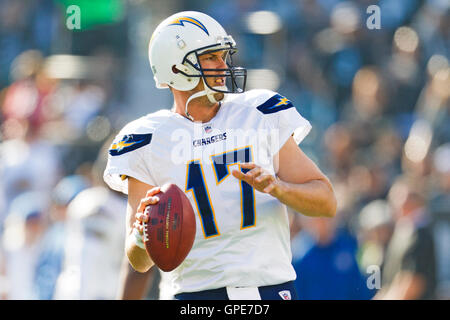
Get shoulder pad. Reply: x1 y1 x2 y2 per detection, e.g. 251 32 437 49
226 88 275 106
108 109 172 156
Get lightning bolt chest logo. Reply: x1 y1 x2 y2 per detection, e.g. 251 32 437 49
168 16 209 36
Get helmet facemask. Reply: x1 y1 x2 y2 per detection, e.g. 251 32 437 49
174 36 247 95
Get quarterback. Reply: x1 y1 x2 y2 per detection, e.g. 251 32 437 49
104 11 336 300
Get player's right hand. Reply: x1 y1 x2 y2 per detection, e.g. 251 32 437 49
133 187 161 234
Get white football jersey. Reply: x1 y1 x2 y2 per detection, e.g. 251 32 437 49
104 89 311 295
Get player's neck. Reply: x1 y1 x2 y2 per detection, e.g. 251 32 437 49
173 96 221 123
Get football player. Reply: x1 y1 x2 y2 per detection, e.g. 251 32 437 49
104 11 337 300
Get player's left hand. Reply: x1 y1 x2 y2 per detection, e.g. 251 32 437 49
232 163 283 198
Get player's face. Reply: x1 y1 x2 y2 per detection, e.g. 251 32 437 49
198 50 228 83
197 50 227 101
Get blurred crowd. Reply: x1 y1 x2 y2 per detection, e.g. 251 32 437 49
0 0 448 300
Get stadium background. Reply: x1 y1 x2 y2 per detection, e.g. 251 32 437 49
0 0 448 300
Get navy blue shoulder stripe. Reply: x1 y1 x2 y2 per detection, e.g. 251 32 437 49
256 94 294 114
109 133 152 156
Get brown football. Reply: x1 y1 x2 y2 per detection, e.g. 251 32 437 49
142 183 196 272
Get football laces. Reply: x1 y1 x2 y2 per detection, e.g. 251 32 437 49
142 221 149 242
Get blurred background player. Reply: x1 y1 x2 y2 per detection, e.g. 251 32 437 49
291 215 373 300
53 185 126 299
50 138 127 300
374 176 437 300
357 199 395 283
33 174 90 299
1 191 50 299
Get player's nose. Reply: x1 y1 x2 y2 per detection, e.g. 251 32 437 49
217 56 227 69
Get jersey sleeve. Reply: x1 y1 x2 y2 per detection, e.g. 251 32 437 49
254 90 312 156
103 120 158 195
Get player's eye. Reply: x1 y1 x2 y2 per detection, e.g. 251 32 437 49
202 55 215 61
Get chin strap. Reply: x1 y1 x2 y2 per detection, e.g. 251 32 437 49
185 89 208 121
184 78 227 121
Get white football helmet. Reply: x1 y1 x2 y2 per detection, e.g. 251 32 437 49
148 11 247 96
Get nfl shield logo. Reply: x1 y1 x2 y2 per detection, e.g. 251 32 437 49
278 290 292 300
204 125 212 133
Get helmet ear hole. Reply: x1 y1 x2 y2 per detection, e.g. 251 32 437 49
172 65 179 74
